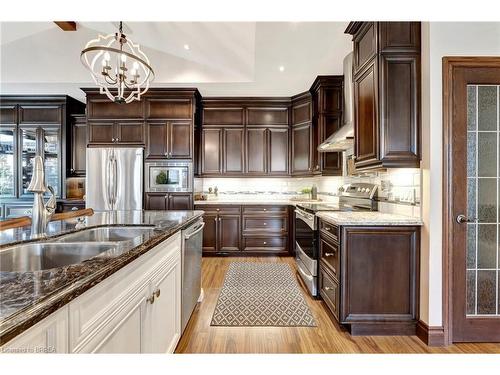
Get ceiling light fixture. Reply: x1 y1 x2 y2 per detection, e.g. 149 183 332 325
279 66 285 72
80 21 154 104
184 44 190 50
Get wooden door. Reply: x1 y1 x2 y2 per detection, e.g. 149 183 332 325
201 212 218 253
169 121 192 159
115 122 144 144
145 193 168 210
223 128 244 174
218 214 240 252
70 116 87 176
88 122 114 144
246 128 267 174
444 58 500 343
168 193 193 210
201 128 222 175
268 127 289 175
145 122 168 159
321 115 343 175
291 123 312 175
354 59 379 168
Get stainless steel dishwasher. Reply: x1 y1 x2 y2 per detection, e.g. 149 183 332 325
181 219 205 333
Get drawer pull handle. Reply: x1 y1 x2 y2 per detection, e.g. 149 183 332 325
324 252 335 257
155 289 161 298
324 286 333 291
325 227 331 231
147 295 155 304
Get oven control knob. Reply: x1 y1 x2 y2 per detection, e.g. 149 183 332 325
357 188 361 192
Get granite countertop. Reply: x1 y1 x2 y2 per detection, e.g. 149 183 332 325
193 198 330 206
316 211 423 226
0 210 204 345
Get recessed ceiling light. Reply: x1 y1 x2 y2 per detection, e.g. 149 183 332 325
183 44 190 50
279 66 285 72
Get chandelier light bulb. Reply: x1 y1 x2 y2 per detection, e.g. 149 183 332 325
104 52 111 61
133 61 139 70
120 54 127 63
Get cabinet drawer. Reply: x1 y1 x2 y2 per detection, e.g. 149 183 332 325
242 205 288 215
4 204 32 218
319 237 340 279
319 265 340 321
195 205 240 214
320 220 339 242
243 237 287 252
243 216 287 233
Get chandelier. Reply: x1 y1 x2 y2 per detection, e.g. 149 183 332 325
80 22 154 104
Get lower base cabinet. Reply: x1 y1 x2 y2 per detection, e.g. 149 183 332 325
1 232 182 353
319 220 420 336
145 193 193 210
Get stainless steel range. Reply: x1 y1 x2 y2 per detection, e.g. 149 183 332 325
294 183 378 296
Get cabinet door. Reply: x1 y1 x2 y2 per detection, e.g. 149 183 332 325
218 214 241 252
145 122 168 159
320 115 343 175
70 117 87 176
201 128 222 175
115 122 144 144
223 128 244 174
88 122 114 144
168 193 193 210
0 125 17 198
147 259 182 353
291 123 312 175
145 193 168 210
201 212 218 253
354 60 379 168
268 127 289 175
1 306 69 354
169 121 192 159
245 128 267 175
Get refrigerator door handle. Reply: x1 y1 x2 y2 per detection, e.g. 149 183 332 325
106 154 113 208
112 157 118 206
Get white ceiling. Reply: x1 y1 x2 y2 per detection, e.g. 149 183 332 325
0 22 352 102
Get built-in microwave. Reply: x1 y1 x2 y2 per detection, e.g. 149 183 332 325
145 161 193 192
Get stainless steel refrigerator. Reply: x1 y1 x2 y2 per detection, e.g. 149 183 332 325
86 147 143 211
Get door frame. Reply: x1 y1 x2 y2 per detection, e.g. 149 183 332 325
442 56 500 345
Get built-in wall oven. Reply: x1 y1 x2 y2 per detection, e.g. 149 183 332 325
145 161 193 192
294 207 319 296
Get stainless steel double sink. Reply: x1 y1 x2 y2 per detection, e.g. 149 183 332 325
0 226 156 273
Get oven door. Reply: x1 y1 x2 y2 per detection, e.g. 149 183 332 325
294 208 318 277
145 162 192 192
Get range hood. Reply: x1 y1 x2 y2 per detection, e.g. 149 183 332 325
318 52 354 152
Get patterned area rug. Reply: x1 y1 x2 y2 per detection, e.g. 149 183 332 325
211 262 316 327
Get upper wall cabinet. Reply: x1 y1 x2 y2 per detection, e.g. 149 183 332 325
291 92 313 176
83 88 201 161
346 22 421 170
199 98 291 177
0 96 85 200
310 76 344 176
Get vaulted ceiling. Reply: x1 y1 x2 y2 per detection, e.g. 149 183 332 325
0 22 352 102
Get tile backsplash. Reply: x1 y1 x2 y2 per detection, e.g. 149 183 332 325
195 168 422 218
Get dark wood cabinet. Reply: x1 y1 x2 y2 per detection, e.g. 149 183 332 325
318 218 420 336
196 204 290 255
197 205 241 254
223 128 245 174
68 115 87 177
146 121 192 159
245 128 267 174
268 127 289 175
88 121 144 145
145 192 193 210
310 76 344 176
346 22 421 170
0 95 85 204
291 122 312 175
201 128 222 175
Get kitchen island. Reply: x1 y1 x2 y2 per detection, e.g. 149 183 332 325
0 210 204 352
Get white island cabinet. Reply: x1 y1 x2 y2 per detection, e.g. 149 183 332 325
2 231 182 354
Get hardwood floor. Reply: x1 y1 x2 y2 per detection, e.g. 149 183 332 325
175 257 500 354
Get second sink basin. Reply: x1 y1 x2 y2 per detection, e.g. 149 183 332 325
55 226 156 243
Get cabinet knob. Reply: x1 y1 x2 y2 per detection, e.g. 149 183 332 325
216 208 220 211
146 295 155 304
263 222 267 226
155 289 161 298
263 208 267 211
324 227 331 231
263 241 267 245
71 206 78 211
324 286 332 291
164 152 168 156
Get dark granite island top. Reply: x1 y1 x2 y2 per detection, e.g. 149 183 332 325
0 210 204 346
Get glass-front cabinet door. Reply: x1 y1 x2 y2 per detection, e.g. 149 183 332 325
19 125 61 198
0 126 17 198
